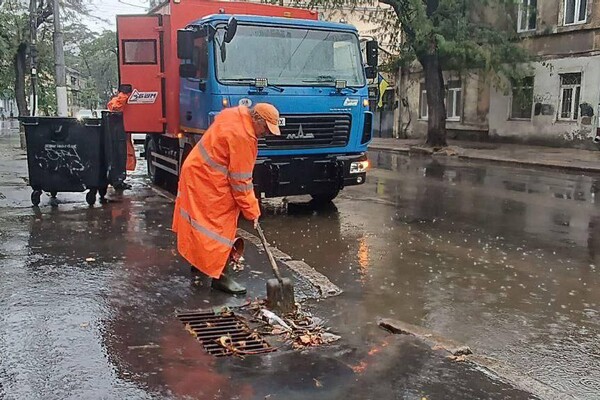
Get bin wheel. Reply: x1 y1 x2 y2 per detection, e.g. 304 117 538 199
99 187 108 203
31 190 42 207
86 190 97 206
49 196 59 208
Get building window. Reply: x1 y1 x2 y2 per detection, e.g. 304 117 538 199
446 80 462 121
122 40 157 65
518 0 537 32
419 81 462 121
559 73 581 121
419 84 428 120
564 0 587 25
510 76 534 119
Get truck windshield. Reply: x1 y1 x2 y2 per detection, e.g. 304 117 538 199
216 24 365 87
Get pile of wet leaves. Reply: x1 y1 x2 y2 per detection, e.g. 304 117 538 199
242 299 341 350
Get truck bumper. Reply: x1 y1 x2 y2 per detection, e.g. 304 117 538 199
253 153 368 198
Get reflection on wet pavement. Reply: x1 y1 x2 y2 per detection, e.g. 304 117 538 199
259 150 599 398
0 129 594 399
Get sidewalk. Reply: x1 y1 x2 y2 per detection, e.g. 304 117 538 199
369 138 600 173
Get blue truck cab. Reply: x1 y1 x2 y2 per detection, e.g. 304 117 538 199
177 14 377 201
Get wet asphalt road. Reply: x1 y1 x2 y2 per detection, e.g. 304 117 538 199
0 126 598 399
261 149 600 398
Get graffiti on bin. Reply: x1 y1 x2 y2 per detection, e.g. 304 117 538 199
34 144 89 176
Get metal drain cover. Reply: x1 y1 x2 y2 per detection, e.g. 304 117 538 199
177 310 275 357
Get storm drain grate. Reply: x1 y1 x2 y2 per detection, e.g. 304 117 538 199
177 310 275 357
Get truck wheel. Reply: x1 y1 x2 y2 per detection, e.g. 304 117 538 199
310 191 339 204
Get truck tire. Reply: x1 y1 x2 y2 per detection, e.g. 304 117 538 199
310 190 339 204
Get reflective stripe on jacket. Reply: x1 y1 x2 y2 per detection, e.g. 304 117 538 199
172 106 260 278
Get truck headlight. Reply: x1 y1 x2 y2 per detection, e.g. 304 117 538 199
350 160 369 174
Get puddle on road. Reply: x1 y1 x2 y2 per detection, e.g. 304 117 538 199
258 151 600 399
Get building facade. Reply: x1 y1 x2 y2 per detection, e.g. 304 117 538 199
399 0 600 147
66 67 87 117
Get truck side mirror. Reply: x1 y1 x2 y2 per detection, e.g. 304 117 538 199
366 40 378 68
177 29 195 59
224 17 238 43
179 63 197 78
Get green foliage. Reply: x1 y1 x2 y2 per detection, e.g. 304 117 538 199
310 0 534 82
64 25 119 106
0 0 93 115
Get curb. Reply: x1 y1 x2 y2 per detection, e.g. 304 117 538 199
368 145 600 174
378 318 577 400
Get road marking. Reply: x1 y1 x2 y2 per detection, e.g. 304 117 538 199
149 184 342 298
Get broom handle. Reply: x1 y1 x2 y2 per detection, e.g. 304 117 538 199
256 223 284 283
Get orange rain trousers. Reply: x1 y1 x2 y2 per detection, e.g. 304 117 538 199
172 106 261 278
107 92 136 171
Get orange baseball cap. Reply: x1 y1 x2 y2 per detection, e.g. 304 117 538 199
254 103 281 135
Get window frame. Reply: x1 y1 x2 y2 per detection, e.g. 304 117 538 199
518 0 537 32
419 85 428 120
558 72 582 121
419 81 463 122
509 76 535 120
446 81 462 122
122 39 158 65
563 0 588 26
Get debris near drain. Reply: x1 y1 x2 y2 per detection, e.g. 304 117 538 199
245 300 340 350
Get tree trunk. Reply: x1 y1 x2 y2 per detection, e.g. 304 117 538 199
14 43 29 117
421 52 447 147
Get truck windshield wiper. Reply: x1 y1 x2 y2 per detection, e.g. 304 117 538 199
302 76 358 93
302 75 336 84
221 78 256 84
221 78 284 92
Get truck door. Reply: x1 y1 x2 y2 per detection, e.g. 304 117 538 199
116 15 165 133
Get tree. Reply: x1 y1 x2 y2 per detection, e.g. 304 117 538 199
64 26 119 106
309 0 533 147
0 0 91 117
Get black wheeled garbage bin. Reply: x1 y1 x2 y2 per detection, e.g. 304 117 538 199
102 111 128 188
20 115 126 207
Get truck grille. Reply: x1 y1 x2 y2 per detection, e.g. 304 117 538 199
258 114 351 149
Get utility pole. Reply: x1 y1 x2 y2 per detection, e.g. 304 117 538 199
53 0 68 116
29 0 37 117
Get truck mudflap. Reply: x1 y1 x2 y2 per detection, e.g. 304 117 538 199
253 153 368 198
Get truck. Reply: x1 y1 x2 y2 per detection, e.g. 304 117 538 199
116 0 378 202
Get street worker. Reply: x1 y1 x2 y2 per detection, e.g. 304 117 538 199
172 103 281 295
107 85 136 190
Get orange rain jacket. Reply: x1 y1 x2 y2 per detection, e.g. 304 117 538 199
172 106 261 278
107 92 137 171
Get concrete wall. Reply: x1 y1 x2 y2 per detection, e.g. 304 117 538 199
399 70 490 140
489 55 600 144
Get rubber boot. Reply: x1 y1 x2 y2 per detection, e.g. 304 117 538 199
211 265 246 295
